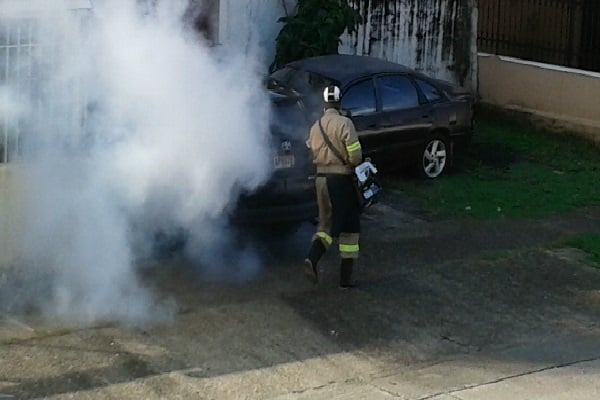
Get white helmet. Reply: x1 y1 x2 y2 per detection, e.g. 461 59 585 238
323 85 341 103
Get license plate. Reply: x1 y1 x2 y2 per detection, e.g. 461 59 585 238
274 154 295 169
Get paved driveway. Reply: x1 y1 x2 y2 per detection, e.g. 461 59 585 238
1 190 599 399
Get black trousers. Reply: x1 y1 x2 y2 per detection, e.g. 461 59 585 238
313 173 361 259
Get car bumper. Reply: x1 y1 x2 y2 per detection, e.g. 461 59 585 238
231 200 318 226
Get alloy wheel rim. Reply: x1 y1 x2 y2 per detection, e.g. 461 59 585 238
423 139 447 178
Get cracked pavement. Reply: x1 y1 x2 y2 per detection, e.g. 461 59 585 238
0 192 599 399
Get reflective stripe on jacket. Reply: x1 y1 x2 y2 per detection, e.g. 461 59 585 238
308 108 362 175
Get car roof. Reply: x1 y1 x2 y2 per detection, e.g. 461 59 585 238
287 54 413 87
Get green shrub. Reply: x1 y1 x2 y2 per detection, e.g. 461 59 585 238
270 0 362 72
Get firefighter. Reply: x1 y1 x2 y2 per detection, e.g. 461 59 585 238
304 85 363 289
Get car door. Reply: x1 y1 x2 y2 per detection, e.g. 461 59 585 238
414 77 467 136
339 78 383 158
374 74 434 159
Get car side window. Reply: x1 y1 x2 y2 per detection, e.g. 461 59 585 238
341 79 376 116
415 79 443 102
377 75 420 111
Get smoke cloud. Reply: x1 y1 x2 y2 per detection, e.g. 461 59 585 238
2 0 273 324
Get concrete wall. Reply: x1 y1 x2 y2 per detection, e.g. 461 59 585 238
340 0 478 91
478 53 600 145
0 165 24 267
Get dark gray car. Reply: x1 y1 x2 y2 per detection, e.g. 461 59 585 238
235 54 475 227
269 54 474 178
231 91 316 227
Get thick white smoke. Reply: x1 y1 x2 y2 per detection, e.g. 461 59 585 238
6 0 272 324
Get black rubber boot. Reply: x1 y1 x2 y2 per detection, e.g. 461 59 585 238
339 258 357 289
304 240 326 284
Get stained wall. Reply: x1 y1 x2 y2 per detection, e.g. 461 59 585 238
340 0 478 90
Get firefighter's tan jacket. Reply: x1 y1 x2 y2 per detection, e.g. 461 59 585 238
308 108 362 175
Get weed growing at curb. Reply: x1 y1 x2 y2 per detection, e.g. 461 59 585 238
554 233 600 269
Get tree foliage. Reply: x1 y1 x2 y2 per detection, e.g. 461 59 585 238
270 0 362 72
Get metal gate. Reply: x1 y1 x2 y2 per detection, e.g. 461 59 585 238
478 0 600 73
579 0 600 71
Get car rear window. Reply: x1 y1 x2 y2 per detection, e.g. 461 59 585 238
271 99 308 134
415 78 443 102
269 67 330 96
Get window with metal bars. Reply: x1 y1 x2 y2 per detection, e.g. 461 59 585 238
0 17 38 163
0 8 90 164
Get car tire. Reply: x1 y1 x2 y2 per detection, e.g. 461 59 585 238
418 135 449 179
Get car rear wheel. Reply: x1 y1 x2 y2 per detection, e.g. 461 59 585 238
419 136 449 179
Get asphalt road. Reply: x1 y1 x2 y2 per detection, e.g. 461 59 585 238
1 189 599 399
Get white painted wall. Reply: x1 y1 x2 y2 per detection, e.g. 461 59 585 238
0 0 92 16
340 0 478 90
0 1 91 268
0 165 24 267
217 0 296 67
218 0 478 88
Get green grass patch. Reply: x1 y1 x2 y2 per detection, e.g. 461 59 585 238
555 233 600 269
393 118 600 218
